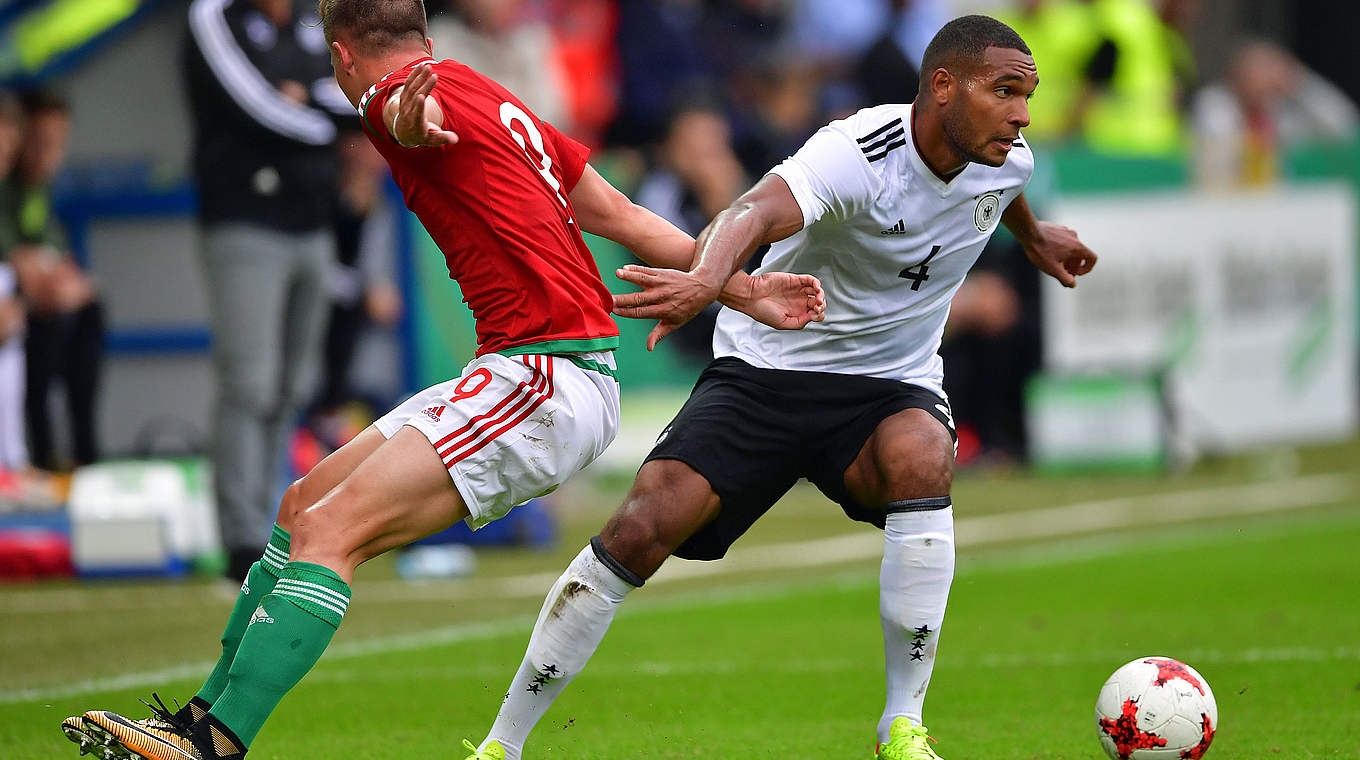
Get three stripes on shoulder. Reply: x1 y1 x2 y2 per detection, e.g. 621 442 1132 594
858 118 906 163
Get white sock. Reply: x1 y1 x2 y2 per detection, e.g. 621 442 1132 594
877 504 955 742
483 542 639 759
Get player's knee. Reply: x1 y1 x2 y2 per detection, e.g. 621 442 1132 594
288 491 354 565
877 433 954 502
600 506 664 571
275 478 308 532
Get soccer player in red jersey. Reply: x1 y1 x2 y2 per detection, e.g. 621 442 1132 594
61 2 824 758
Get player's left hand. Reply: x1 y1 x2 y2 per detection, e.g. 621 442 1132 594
611 264 726 351
392 63 459 148
724 271 826 332
1023 221 1097 287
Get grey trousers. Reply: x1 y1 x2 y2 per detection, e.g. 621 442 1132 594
200 223 333 552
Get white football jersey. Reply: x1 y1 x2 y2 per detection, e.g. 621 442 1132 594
712 103 1034 398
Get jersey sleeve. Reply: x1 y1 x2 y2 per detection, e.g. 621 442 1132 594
768 118 882 228
539 119 591 193
357 79 401 142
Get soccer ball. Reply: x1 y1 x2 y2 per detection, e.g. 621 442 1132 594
1094 656 1218 759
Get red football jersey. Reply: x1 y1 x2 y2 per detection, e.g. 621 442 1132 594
358 57 618 357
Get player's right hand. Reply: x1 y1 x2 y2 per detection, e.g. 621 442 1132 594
391 63 459 148
612 264 726 351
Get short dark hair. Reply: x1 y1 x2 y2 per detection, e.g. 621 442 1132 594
319 0 427 52
919 15 1030 85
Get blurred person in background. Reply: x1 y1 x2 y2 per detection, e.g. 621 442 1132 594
730 49 827 179
855 0 930 107
541 0 618 148
939 237 1042 466
296 129 403 469
0 91 29 491
612 0 716 147
426 0 569 130
700 0 788 91
787 0 888 66
1191 39 1358 189
634 98 749 363
1071 0 1194 156
185 0 353 583
6 90 104 476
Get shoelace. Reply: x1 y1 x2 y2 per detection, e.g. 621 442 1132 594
882 725 940 760
140 693 194 737
461 738 488 759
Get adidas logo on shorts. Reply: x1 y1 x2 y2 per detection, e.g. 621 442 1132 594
423 404 446 422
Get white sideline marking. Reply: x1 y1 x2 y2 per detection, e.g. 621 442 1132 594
300 644 1360 685
1 473 1354 703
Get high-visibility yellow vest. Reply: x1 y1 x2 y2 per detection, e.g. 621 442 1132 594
1083 0 1187 157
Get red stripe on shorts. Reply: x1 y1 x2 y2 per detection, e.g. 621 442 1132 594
446 356 556 467
440 356 552 465
433 355 545 452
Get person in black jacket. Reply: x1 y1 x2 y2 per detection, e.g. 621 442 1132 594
185 0 353 582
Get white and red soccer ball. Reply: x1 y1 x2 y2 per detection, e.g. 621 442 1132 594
1095 656 1218 759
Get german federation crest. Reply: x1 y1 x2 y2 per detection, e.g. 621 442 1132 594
973 192 1001 233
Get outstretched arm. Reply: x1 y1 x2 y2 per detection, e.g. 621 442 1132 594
383 63 459 148
570 167 823 348
1002 192 1098 287
605 174 812 349
569 165 697 270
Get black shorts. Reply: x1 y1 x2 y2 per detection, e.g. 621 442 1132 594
645 357 955 561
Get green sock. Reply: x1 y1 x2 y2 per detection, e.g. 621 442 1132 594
208 561 350 747
196 525 291 705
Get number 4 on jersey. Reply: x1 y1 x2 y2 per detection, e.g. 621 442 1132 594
899 245 941 291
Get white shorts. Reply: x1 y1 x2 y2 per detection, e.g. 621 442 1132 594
375 351 620 529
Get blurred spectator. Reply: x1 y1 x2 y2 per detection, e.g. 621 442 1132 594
1191 39 1358 189
731 49 826 178
184 0 351 582
888 0 947 68
319 133 402 423
634 100 748 362
992 0 1101 145
291 132 403 476
940 237 1043 467
0 91 28 478
8 90 105 473
542 0 619 147
612 0 717 147
854 0 926 108
428 0 569 130
787 0 888 66
1073 0 1194 157
700 0 788 89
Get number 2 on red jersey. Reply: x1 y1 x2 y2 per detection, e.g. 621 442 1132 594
499 102 571 221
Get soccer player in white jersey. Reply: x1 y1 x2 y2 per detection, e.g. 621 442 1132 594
464 15 1096 760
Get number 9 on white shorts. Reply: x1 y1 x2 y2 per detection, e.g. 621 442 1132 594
374 352 620 528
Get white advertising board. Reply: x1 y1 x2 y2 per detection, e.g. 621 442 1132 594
1045 184 1357 452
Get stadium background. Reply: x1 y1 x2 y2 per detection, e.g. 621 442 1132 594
0 0 1357 758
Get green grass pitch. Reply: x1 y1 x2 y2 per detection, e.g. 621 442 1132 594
2 440 1358 759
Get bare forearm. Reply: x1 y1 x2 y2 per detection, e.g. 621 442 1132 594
689 201 775 291
598 203 697 270
1001 192 1042 248
596 202 757 305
